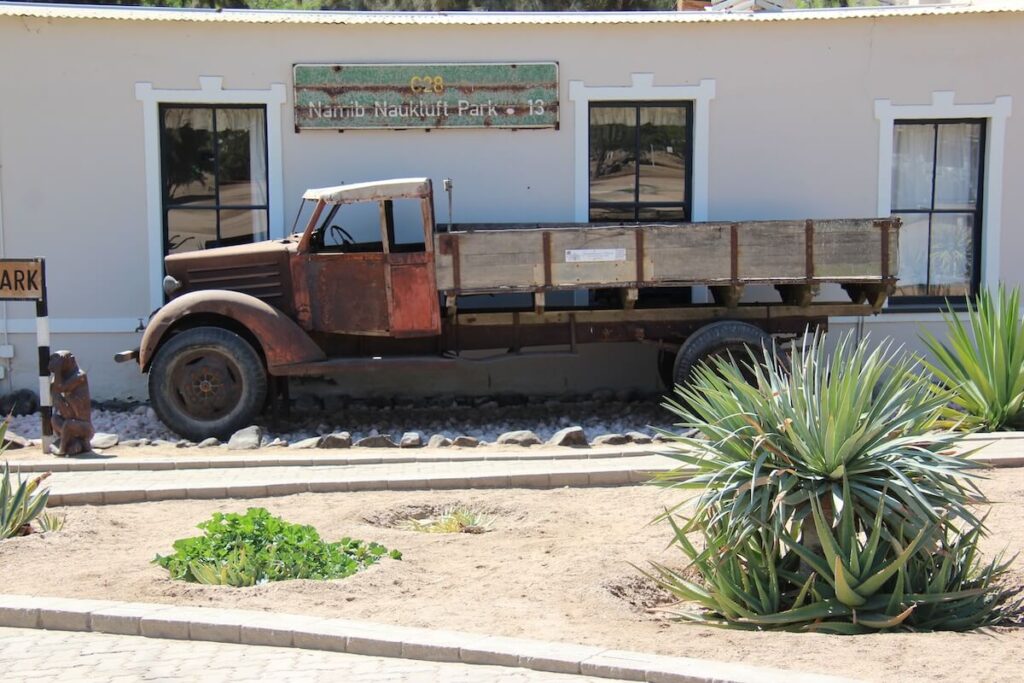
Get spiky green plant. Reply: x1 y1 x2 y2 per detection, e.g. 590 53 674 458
398 506 495 534
38 511 66 532
656 331 982 548
648 330 1019 631
1 462 51 539
921 285 1024 431
647 486 1018 632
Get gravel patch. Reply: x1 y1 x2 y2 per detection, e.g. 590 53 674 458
4 392 676 448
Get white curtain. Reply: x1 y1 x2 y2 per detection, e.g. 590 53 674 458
935 123 981 210
216 108 268 241
891 122 980 297
892 124 934 211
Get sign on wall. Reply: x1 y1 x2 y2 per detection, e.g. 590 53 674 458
293 63 558 130
0 259 44 300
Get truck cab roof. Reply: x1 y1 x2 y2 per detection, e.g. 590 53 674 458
302 177 432 204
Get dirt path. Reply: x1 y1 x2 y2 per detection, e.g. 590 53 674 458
2 472 1022 682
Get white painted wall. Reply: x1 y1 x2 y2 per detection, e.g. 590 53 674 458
0 12 1020 398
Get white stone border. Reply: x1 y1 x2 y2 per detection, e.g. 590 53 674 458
568 75 715 223
875 92 1013 295
135 77 288 314
0 595 853 683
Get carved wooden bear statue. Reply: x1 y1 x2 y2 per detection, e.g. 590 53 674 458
49 350 94 456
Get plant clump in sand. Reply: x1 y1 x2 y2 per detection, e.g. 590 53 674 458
650 330 1022 633
1 459 51 539
153 507 401 587
397 505 496 534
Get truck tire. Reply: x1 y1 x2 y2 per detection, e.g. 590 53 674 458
148 326 267 441
671 321 775 391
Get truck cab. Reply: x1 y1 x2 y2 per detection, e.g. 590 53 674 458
162 177 441 339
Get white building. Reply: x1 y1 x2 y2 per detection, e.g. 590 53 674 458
0 2 1020 399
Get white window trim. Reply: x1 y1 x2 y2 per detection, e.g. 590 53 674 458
568 74 715 223
875 92 1012 295
136 77 287 314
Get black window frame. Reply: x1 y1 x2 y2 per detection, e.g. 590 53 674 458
158 103 270 255
588 101 693 223
888 117 986 310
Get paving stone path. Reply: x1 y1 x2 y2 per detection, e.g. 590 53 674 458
0 627 621 683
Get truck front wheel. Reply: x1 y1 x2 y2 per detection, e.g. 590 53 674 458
148 326 267 441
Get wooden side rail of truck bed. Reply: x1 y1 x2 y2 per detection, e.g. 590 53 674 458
434 218 899 310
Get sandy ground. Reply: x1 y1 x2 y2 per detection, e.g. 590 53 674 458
2 472 1022 682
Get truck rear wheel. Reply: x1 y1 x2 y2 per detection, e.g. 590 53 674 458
671 321 775 391
148 326 267 441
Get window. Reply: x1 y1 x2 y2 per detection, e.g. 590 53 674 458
160 105 269 254
891 120 985 303
589 102 692 222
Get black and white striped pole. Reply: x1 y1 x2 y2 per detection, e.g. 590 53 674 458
0 258 49 453
36 261 52 453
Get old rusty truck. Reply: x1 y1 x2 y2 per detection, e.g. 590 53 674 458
116 177 899 440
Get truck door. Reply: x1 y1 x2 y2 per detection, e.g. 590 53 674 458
381 198 441 337
301 194 440 338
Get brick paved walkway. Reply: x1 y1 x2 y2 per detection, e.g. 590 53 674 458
0 627 620 683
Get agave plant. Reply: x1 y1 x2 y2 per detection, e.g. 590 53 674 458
648 330 1019 631
1 462 51 539
921 285 1024 431
656 330 983 549
647 482 1018 632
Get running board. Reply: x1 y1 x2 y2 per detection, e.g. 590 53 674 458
270 351 580 377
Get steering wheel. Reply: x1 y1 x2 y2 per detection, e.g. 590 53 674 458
329 224 356 246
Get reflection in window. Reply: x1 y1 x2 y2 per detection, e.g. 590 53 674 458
589 103 690 222
891 121 984 301
160 105 269 254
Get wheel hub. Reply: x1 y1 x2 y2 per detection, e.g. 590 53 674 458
170 351 243 420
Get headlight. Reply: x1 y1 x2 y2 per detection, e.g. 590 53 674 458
163 275 183 297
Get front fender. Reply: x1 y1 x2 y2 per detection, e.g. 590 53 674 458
139 290 326 372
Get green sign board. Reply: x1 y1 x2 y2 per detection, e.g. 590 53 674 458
293 62 558 130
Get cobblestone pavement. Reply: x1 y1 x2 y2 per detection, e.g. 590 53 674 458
0 627 620 682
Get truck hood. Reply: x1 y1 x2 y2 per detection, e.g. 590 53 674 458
165 237 299 314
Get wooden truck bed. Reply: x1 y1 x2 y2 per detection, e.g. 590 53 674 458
433 218 898 308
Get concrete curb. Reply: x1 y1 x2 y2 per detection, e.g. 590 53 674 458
11 431 1024 474
45 465 659 507
0 595 856 683
5 446 652 474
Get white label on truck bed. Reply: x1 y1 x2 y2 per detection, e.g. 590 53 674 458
564 248 627 263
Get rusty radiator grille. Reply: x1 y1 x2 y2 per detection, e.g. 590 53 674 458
185 262 284 301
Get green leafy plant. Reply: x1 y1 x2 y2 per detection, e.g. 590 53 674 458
921 285 1024 431
648 331 1020 632
397 505 495 534
1 460 51 540
153 507 401 587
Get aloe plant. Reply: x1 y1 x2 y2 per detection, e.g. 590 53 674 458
649 330 1019 631
656 331 982 550
1 462 51 539
648 484 1018 632
921 285 1024 431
